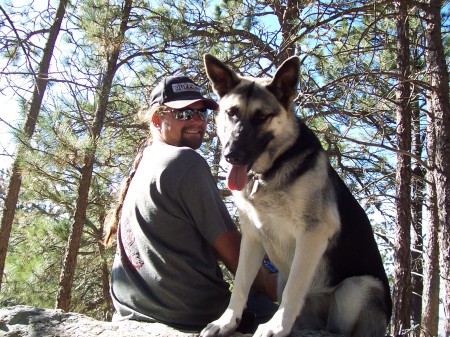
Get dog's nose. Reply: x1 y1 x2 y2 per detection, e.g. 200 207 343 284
224 150 245 166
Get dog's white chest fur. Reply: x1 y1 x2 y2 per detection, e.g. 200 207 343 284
240 189 299 276
233 162 340 287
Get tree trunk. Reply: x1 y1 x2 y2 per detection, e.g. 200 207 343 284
271 0 301 64
424 0 450 335
421 233 440 337
0 0 68 290
410 78 424 333
55 0 133 311
392 1 412 334
99 242 113 319
421 116 440 336
98 211 113 319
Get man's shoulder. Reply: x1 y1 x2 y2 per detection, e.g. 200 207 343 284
167 145 204 163
148 143 207 171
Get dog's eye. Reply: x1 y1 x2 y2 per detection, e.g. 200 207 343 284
226 106 239 117
254 110 274 124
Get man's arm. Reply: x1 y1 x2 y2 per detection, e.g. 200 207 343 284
212 229 278 302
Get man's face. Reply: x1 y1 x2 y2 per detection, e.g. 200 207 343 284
157 102 208 149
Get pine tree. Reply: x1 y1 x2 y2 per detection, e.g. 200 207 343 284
423 0 450 335
55 0 134 311
0 0 69 291
392 1 412 334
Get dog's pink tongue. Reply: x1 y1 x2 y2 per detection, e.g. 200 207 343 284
226 165 248 191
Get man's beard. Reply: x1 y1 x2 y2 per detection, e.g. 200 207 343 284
178 132 204 149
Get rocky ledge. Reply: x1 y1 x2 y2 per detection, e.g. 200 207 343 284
0 305 340 337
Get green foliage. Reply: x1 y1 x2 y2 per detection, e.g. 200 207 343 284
0 212 65 308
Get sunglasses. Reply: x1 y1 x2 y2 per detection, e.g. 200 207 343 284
161 108 209 121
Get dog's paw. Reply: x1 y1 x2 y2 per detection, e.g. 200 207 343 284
253 323 288 337
199 309 240 337
253 313 293 337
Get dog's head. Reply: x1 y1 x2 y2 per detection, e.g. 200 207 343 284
204 54 300 191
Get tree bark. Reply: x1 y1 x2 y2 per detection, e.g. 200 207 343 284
423 0 450 335
271 0 301 64
410 76 424 333
0 0 68 291
55 0 133 311
98 210 113 319
392 1 412 334
421 118 440 336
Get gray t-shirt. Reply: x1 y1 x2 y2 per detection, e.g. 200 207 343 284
111 142 236 330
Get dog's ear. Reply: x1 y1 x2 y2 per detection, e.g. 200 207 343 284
266 56 300 110
204 54 240 98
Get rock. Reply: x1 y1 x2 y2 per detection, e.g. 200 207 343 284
0 305 340 337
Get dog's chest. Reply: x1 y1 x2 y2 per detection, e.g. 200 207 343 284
234 179 334 282
237 180 310 231
235 189 304 258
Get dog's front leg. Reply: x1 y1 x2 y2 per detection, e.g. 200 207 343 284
254 228 329 337
200 232 265 337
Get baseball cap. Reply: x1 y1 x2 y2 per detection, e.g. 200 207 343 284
150 76 219 110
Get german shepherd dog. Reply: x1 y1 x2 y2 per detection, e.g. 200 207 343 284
201 54 392 337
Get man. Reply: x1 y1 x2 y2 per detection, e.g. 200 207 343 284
106 76 277 331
